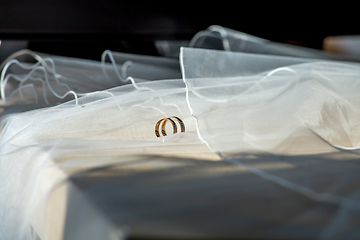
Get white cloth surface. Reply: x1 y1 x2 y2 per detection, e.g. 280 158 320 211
2 26 360 239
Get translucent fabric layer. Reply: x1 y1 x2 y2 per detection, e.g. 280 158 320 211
0 77 224 239
1 50 116 105
180 47 360 154
100 50 181 80
1 50 181 106
181 47 360 239
189 25 360 62
2 44 360 240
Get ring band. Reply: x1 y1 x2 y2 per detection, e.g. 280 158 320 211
155 118 177 137
160 117 178 137
168 116 185 133
155 116 185 137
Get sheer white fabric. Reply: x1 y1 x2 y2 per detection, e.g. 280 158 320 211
1 32 360 239
189 25 360 62
0 78 209 239
180 47 360 154
0 49 190 239
181 47 360 239
0 50 181 106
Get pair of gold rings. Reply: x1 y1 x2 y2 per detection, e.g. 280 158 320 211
155 116 185 137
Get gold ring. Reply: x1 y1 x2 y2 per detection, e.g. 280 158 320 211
168 116 185 133
155 116 185 137
155 118 177 137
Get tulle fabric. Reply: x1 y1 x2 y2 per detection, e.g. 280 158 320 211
188 25 360 62
180 47 360 153
0 77 218 239
0 49 192 239
181 47 360 239
2 28 360 239
0 49 181 106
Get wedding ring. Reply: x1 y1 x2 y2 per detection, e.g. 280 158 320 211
168 116 185 133
161 117 178 136
155 118 177 137
155 116 185 137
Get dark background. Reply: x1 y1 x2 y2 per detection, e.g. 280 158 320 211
0 1 357 60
